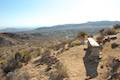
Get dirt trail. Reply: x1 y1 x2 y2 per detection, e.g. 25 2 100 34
58 45 87 80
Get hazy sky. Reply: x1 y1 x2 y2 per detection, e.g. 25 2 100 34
0 0 120 28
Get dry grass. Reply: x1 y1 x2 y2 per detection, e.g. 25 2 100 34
49 62 68 80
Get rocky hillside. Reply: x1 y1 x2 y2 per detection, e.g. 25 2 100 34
0 26 119 80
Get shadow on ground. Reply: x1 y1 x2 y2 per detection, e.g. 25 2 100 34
83 50 99 79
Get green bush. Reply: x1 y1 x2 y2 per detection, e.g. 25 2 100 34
18 50 31 63
70 40 81 47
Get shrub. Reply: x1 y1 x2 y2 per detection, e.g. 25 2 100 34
49 62 68 80
105 29 117 35
111 43 119 49
55 62 68 78
99 29 105 34
107 58 120 80
6 71 30 80
53 43 65 51
2 58 22 74
19 50 31 63
30 48 42 58
38 50 59 66
2 51 31 74
0 59 6 65
70 40 81 47
77 32 87 39
15 72 30 80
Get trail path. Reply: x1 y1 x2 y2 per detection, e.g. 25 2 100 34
58 46 87 80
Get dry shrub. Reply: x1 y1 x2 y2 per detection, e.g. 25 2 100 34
49 62 68 80
77 32 87 39
29 47 42 58
111 43 119 49
0 59 6 65
53 43 65 51
14 71 30 80
2 51 31 74
2 58 22 74
106 57 120 80
70 39 81 47
39 50 59 66
6 71 30 80
55 62 68 78
103 29 117 36
19 50 31 63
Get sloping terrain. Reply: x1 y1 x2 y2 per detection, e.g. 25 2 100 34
9 36 120 80
32 32 120 80
0 32 30 47
0 27 119 80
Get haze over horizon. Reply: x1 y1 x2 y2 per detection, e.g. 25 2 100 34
0 0 120 28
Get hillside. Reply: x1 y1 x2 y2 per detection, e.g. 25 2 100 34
4 33 120 80
0 24 119 80
0 27 119 80
0 28 32 33
1 21 120 36
26 21 120 40
34 21 120 33
0 21 120 42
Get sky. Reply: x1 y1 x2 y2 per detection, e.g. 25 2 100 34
0 0 120 28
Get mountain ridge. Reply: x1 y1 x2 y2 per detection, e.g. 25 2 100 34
35 21 120 31
0 21 120 33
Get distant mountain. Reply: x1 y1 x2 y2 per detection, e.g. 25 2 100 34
35 21 120 32
29 21 120 39
0 21 120 46
0 28 33 32
1 21 120 34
